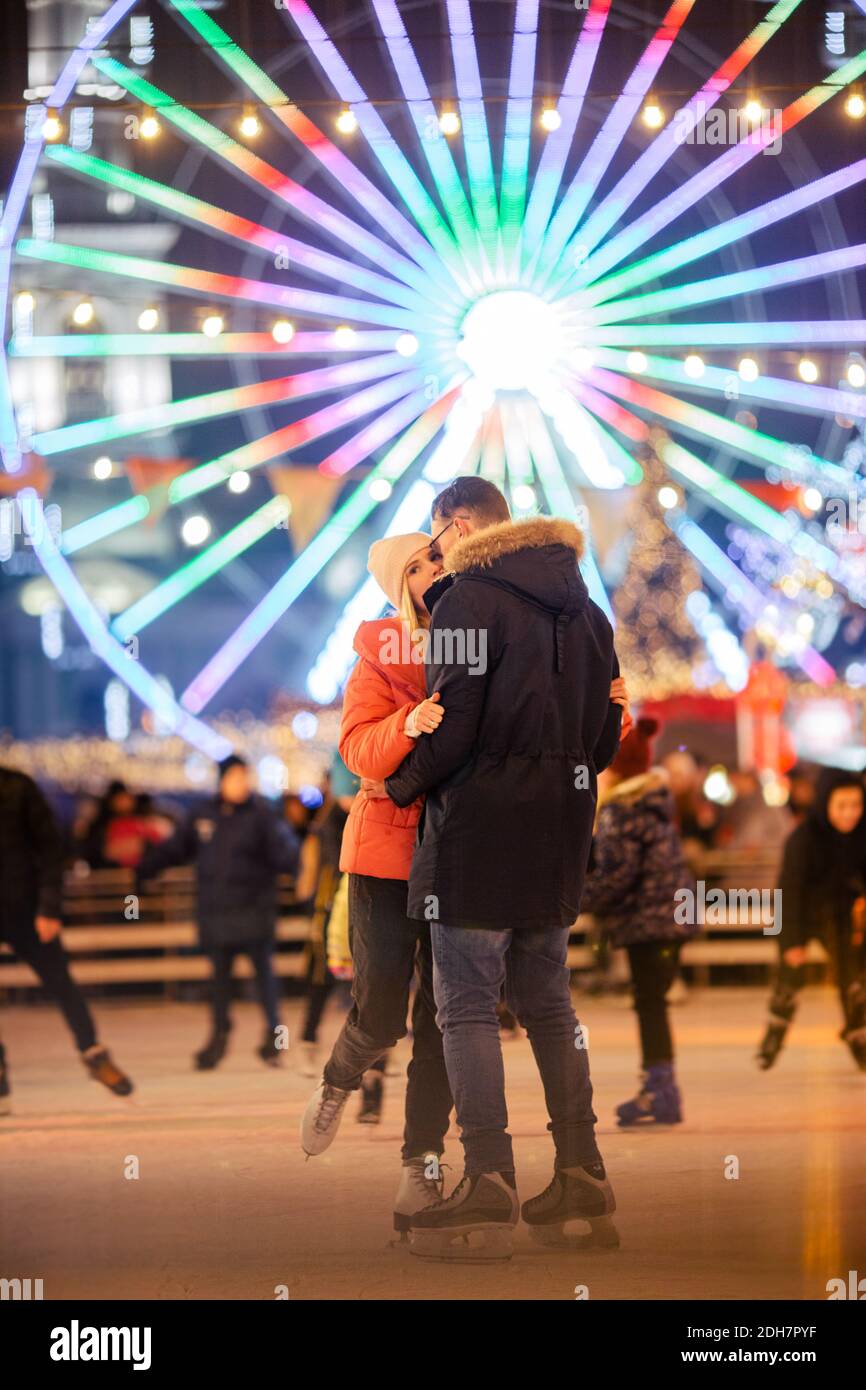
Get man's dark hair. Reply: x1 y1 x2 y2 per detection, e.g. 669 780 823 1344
432 476 511 526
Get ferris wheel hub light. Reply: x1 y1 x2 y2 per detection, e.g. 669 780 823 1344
395 332 419 357
458 290 563 394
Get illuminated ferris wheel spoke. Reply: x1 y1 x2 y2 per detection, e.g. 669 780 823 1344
519 0 612 281
478 409 506 490
16 237 423 331
167 371 432 503
549 0 806 291
368 0 486 281
571 378 649 446
279 0 478 300
111 497 292 642
499 0 540 276
585 243 866 328
570 48 866 293
581 320 866 348
45 146 434 317
165 0 465 307
318 385 456 478
9 332 410 360
30 353 412 456
61 497 153 556
587 366 852 490
180 387 463 715
666 508 835 686
91 57 435 301
523 404 613 621
591 348 866 422
582 159 866 311
531 0 698 293
500 398 533 498
444 0 501 271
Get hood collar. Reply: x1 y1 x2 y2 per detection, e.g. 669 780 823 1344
447 516 585 574
603 767 671 808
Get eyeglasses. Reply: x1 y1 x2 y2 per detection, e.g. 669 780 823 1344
431 519 455 547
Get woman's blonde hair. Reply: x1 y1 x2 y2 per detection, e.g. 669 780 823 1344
396 568 431 671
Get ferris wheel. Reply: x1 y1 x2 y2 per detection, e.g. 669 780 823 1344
2 0 866 755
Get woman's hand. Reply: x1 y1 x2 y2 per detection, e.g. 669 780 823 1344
610 676 633 740
361 778 387 798
406 692 445 737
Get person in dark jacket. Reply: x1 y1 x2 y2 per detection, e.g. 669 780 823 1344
382 476 623 1259
582 717 696 1126
757 768 866 1071
0 767 133 1111
140 755 300 1070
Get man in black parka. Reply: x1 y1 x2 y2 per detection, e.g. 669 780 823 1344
383 477 623 1258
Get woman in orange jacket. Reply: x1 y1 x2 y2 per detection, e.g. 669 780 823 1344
300 530 455 1235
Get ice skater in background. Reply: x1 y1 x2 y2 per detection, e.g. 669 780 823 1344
757 769 866 1072
140 755 300 1070
0 766 133 1112
582 717 696 1126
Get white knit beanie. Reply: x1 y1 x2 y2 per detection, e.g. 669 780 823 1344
367 532 433 610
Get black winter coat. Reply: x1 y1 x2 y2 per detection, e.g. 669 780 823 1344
581 770 696 948
0 768 64 937
777 769 866 949
140 794 300 947
385 517 621 928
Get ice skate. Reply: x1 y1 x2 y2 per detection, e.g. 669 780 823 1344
616 1062 682 1125
0 1043 11 1116
357 1071 384 1124
82 1046 134 1097
521 1161 619 1250
298 1041 320 1078
408 1171 518 1262
301 1081 351 1156
392 1152 445 1240
842 982 866 1071
756 982 798 1071
194 1026 230 1071
257 1026 283 1067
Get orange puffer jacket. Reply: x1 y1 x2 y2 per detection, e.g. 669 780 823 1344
338 618 426 882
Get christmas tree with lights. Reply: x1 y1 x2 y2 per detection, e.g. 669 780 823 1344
613 439 706 698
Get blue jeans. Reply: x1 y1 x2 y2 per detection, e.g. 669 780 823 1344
431 923 599 1176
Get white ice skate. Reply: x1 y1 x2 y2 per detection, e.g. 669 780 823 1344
521 1163 619 1250
409 1171 518 1262
300 1081 351 1157
392 1152 445 1241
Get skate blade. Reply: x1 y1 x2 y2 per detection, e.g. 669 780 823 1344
528 1215 620 1251
409 1225 514 1262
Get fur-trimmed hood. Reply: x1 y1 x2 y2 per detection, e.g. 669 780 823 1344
445 516 589 622
448 516 585 573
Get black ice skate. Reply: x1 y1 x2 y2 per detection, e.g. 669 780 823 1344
521 1162 619 1250
756 982 798 1070
257 1026 283 1067
194 1027 231 1071
82 1046 134 1096
842 981 866 1071
357 1071 384 1123
409 1171 518 1261
0 1042 11 1115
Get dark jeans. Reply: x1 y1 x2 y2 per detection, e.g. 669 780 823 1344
210 940 280 1034
431 922 599 1176
627 941 681 1067
2 923 97 1052
323 874 452 1160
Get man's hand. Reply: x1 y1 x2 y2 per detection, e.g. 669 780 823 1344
361 778 387 798
610 676 633 741
35 915 62 943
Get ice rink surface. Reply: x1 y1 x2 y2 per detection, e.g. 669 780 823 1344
2 987 864 1301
